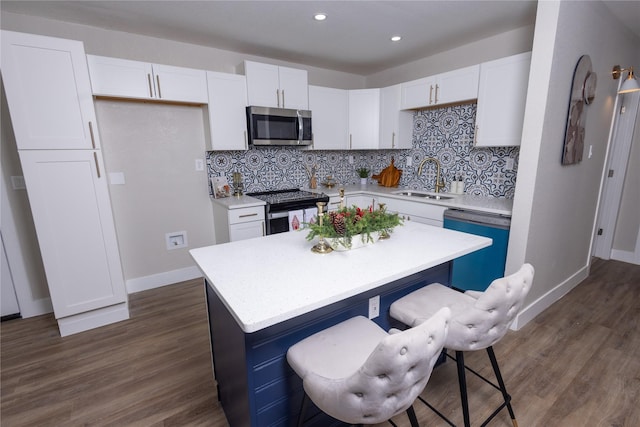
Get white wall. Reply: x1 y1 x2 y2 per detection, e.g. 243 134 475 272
95 101 214 292
508 0 640 328
366 25 535 88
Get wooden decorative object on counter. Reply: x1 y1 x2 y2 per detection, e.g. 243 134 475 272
372 157 402 187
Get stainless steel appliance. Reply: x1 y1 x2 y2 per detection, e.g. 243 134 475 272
443 209 511 291
247 189 329 235
246 106 312 146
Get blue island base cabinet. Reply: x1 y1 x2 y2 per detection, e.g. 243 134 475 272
205 262 451 427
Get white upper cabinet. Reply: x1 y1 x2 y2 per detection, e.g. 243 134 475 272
379 84 413 149
1 30 99 150
349 89 380 150
244 61 308 109
475 52 531 147
205 71 248 150
86 55 208 104
308 85 349 150
400 65 479 110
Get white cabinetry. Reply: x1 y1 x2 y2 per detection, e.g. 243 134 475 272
1 31 128 336
244 61 308 109
377 196 447 227
379 84 413 149
18 150 127 318
308 85 349 150
346 195 374 209
327 195 344 212
475 52 531 147
86 55 208 104
205 71 248 150
349 89 380 150
400 65 479 110
1 31 99 150
213 203 265 243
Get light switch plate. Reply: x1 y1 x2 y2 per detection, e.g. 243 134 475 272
368 295 380 319
195 159 204 171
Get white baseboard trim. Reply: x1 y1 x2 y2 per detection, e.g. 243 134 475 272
57 302 129 337
510 264 589 331
19 297 53 318
126 266 203 294
611 249 639 265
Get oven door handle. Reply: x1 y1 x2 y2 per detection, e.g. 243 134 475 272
268 211 290 220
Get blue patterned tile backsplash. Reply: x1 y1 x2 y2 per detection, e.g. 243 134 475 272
207 103 519 197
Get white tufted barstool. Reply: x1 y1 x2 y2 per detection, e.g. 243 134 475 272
390 263 534 427
287 308 451 427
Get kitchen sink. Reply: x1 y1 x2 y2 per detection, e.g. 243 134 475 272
392 190 456 201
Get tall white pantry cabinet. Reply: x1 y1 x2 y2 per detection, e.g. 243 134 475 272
1 30 128 336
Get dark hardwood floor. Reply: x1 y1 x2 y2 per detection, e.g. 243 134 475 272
1 258 639 426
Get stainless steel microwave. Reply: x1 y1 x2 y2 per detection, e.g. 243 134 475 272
246 106 312 146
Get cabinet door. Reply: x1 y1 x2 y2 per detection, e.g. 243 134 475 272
379 84 413 149
245 61 280 108
436 64 479 105
229 221 265 242
278 66 308 109
152 63 208 103
475 52 531 147
206 71 248 150
400 76 436 110
87 55 154 99
18 150 126 318
349 89 380 150
1 31 98 150
308 85 349 150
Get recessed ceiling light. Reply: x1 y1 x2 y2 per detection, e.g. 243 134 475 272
391 35 402 42
314 13 327 21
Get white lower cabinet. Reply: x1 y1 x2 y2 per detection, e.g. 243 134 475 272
376 196 447 227
18 150 128 322
213 203 265 243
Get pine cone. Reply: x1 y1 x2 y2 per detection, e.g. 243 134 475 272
333 216 346 235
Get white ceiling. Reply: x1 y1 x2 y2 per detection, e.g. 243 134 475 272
1 1 638 75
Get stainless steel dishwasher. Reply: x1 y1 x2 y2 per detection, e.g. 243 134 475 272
443 209 511 291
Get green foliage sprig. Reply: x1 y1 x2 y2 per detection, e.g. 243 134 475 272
306 205 402 247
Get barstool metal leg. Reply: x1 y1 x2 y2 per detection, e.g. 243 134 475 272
405 405 420 427
486 346 518 427
455 350 471 427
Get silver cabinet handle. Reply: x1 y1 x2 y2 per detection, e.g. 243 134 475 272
239 213 258 218
156 75 162 98
392 132 395 148
244 130 248 150
282 90 285 108
276 89 280 107
89 122 96 149
147 74 153 97
429 85 433 104
93 152 101 178
435 84 439 104
349 134 353 149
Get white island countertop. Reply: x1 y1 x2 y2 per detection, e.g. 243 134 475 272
190 221 491 333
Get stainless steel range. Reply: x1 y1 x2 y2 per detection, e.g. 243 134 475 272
247 189 329 235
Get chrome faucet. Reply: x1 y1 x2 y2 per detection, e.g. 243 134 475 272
417 157 445 193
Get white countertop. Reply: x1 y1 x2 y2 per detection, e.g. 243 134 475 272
315 184 513 216
190 221 491 333
210 194 265 209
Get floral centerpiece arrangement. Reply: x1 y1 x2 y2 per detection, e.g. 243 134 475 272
306 205 402 250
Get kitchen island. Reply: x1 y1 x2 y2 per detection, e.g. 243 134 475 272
190 221 491 426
